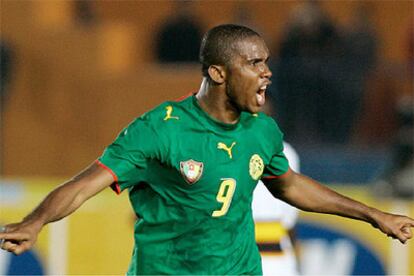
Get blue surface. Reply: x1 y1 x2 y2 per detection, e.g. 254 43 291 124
297 221 386 275
6 250 44 275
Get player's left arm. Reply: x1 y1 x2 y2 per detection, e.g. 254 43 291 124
263 171 414 244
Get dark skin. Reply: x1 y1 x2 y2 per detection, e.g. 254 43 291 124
0 163 114 255
1 35 413 256
196 36 272 122
264 171 414 243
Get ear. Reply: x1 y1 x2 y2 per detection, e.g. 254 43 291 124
207 65 226 84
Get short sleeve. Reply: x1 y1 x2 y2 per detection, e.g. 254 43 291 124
262 121 290 179
98 117 159 193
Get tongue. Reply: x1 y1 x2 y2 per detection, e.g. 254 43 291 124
256 91 265 106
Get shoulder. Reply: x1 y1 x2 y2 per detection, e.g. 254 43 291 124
243 112 285 153
244 112 283 136
129 96 192 133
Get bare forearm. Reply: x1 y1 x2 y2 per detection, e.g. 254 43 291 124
22 180 88 228
0 163 115 255
264 172 414 244
22 163 113 228
277 173 379 224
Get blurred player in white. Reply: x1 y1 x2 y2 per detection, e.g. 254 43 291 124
253 142 300 275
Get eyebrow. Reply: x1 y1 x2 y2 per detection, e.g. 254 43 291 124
247 56 270 62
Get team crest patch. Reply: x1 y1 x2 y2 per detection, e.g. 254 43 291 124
180 159 204 184
249 154 264 180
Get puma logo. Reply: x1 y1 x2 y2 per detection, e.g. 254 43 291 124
164 106 179 121
217 142 236 159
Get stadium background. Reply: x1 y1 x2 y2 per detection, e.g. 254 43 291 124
0 1 413 275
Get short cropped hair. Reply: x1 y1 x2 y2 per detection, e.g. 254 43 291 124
199 24 260 78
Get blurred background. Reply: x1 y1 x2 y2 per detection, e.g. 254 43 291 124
0 0 413 275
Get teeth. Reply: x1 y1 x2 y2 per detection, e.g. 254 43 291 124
260 85 267 90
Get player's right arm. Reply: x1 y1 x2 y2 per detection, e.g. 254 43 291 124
0 162 115 255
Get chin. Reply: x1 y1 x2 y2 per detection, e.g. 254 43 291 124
246 106 261 114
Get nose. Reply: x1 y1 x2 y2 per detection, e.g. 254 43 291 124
261 64 272 79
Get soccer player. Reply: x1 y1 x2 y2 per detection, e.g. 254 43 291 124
0 24 413 275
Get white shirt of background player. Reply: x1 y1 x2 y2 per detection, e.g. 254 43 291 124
252 142 300 276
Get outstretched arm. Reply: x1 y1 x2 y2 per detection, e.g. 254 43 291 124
263 171 414 244
0 162 115 255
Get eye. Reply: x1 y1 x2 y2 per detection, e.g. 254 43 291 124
251 59 262 66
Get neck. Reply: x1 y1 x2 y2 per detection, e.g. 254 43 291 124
195 78 241 124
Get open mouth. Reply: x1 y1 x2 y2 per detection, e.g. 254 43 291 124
256 85 267 106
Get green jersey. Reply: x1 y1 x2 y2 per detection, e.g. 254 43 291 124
98 95 289 275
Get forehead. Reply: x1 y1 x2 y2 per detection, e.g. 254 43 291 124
232 36 269 60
